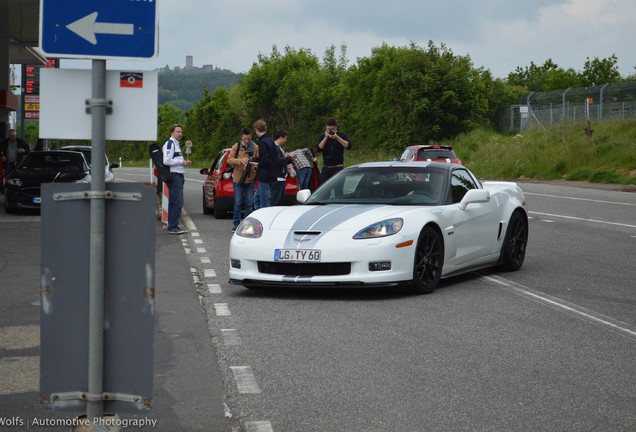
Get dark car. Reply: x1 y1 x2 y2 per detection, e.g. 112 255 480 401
200 148 319 218
3 150 91 213
400 145 462 164
60 145 119 182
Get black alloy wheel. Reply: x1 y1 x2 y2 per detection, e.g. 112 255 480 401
501 210 528 271
412 226 443 294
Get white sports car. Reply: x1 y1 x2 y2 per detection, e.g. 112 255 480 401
229 161 528 293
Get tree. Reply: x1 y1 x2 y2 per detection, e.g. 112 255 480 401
581 54 621 86
339 41 487 152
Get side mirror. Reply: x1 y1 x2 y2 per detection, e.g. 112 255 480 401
297 189 311 203
458 189 490 211
199 168 209 175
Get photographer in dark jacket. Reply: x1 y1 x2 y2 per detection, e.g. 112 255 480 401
252 119 277 209
317 118 351 184
270 129 296 206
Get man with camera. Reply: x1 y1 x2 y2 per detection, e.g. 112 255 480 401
228 127 259 231
317 117 352 184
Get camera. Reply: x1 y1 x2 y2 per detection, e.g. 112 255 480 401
328 130 336 136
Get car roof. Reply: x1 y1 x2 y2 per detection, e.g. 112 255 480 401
60 145 91 149
404 144 454 151
351 160 456 172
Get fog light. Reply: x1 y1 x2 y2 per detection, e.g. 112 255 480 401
231 259 241 269
369 261 391 271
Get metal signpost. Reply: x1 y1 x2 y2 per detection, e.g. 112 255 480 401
39 0 159 427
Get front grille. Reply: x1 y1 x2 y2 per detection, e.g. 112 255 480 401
257 261 351 276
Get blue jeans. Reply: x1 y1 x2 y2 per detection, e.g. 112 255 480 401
296 167 312 190
255 181 273 209
319 166 343 185
167 173 184 231
233 182 255 227
270 181 286 206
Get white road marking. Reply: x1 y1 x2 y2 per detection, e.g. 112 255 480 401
230 366 261 394
221 329 242 346
481 275 636 340
201 257 211 264
194 238 203 244
197 247 206 253
245 421 274 432
213 303 231 316
529 211 636 229
208 283 222 294
524 192 636 207
204 269 216 278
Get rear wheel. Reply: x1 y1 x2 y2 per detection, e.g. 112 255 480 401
411 226 443 294
501 211 528 271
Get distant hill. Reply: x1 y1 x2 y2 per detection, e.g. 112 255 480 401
158 68 242 111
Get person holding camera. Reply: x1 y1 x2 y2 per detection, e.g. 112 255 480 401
317 117 351 184
228 127 259 231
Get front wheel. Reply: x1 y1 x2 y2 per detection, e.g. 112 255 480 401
411 226 443 294
500 211 528 271
203 192 213 215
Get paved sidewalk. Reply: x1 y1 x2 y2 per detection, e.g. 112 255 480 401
0 215 233 431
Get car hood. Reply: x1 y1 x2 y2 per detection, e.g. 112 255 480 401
254 204 412 232
9 170 88 187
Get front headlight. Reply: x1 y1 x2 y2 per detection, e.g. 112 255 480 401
353 218 403 239
7 178 22 187
236 217 263 238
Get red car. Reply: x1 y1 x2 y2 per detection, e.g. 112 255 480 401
400 145 462 164
200 148 319 218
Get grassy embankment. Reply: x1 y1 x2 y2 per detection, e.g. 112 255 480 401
350 119 636 185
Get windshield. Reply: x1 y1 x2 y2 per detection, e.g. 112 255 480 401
19 152 86 172
416 148 457 159
305 166 448 206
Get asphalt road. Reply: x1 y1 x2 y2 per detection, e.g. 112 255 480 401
19 167 636 432
114 167 636 432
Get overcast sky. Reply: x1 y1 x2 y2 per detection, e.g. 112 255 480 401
63 0 636 78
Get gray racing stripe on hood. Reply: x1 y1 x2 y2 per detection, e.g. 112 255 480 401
281 205 385 248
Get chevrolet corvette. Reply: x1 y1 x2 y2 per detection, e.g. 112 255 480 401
229 161 528 293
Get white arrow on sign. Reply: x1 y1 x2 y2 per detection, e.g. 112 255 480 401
66 12 134 45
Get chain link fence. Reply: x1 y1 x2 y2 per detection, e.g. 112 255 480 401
498 81 636 133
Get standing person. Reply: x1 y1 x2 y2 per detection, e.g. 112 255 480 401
252 119 277 209
0 129 30 175
316 118 351 184
34 138 46 151
290 147 315 190
270 130 296 206
162 124 192 234
227 127 259 232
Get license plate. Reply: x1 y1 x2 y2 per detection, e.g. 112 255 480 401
33 197 41 204
274 249 321 262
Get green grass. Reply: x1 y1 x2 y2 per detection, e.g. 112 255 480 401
445 119 636 185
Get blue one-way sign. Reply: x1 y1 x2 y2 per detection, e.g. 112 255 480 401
40 0 158 60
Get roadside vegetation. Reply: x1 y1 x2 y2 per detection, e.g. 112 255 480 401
21 42 636 185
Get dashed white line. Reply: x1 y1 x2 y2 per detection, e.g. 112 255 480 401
524 192 636 207
230 366 261 394
194 238 203 244
213 303 231 316
204 269 216 278
220 329 242 346
197 247 206 253
208 284 222 294
201 257 211 264
245 421 274 432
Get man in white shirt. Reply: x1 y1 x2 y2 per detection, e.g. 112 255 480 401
162 124 192 234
